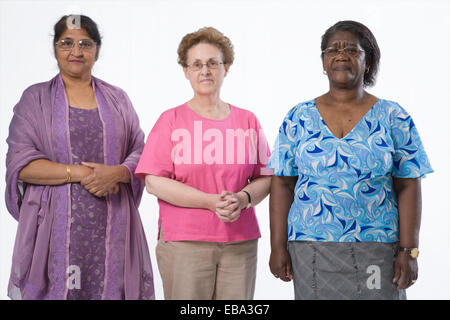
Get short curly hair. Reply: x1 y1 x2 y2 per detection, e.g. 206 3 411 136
321 20 380 87
177 27 234 68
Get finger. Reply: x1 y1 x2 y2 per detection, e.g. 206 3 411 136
94 191 105 198
397 269 408 290
216 199 233 209
224 202 239 211
81 161 100 169
220 190 229 197
228 210 241 222
219 190 232 200
215 210 231 219
392 263 401 284
81 174 95 186
216 215 231 223
286 262 293 281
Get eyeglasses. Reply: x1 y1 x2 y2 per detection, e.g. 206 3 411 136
187 59 225 71
55 38 96 51
322 46 364 57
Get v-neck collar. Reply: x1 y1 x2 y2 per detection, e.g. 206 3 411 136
312 99 381 140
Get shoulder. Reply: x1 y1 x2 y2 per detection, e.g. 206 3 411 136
22 75 59 98
376 99 412 123
229 104 256 117
152 104 186 128
229 104 261 123
93 77 128 99
283 99 316 122
15 76 60 115
377 99 408 114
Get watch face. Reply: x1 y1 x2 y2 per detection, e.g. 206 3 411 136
410 248 419 258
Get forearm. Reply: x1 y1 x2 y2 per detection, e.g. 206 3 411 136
18 159 91 185
270 176 297 250
240 176 271 207
394 177 422 248
145 174 216 211
116 164 131 183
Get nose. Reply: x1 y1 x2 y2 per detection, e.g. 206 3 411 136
70 44 83 57
200 64 211 75
335 50 349 60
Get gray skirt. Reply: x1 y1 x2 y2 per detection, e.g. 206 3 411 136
287 241 407 300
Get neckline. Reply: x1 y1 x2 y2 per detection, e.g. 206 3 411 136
312 98 381 140
183 103 233 122
69 105 99 111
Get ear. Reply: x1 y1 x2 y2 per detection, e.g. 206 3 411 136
95 47 100 61
365 61 371 74
321 57 327 73
183 66 189 79
224 64 230 77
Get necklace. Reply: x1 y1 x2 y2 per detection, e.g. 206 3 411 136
66 87 97 109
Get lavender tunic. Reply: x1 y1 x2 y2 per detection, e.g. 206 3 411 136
5 74 155 300
67 106 107 300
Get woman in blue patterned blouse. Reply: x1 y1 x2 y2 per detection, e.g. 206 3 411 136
267 20 433 300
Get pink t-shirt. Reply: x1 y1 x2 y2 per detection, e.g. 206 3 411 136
135 103 271 242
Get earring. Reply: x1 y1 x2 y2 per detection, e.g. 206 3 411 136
323 70 327 75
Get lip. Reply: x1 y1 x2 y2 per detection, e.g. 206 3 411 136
333 65 351 71
200 79 214 83
69 60 84 63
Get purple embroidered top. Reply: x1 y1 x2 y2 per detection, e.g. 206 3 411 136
67 106 107 299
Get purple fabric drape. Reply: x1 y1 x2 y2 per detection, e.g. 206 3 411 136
5 74 154 300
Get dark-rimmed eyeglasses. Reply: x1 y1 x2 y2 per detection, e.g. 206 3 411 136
187 59 225 71
55 38 96 51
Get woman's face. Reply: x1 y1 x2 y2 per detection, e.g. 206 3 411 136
183 42 229 96
55 28 98 79
322 30 367 89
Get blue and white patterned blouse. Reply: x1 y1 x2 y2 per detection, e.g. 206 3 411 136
267 99 433 243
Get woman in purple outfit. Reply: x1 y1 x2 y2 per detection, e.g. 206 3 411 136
5 15 154 300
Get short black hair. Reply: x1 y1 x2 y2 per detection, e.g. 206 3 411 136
53 15 102 58
321 20 380 87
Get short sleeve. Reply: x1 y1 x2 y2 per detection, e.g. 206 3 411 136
390 104 433 178
135 111 175 180
250 116 272 179
267 107 300 176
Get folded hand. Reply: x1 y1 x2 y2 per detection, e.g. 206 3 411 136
80 162 121 197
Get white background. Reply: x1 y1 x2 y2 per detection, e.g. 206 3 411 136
1 0 449 300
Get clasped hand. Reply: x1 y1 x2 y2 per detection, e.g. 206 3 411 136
214 190 247 223
80 162 120 197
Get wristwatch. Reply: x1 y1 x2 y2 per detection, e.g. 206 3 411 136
242 190 252 209
399 247 419 259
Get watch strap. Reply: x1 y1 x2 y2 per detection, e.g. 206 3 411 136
242 190 252 209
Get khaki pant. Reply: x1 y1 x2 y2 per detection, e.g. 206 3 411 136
156 230 258 300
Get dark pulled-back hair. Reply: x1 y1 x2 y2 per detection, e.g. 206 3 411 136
53 14 102 58
321 20 380 87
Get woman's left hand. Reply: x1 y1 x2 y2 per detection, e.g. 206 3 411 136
80 162 125 197
215 191 247 223
392 251 418 290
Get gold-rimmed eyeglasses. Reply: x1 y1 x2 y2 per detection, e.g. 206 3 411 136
55 38 96 51
187 59 225 71
322 46 364 57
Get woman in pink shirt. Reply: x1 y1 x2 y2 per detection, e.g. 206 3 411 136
135 27 271 300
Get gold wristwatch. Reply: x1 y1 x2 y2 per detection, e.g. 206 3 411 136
399 247 419 259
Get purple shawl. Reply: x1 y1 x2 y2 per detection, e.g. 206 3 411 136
5 74 154 300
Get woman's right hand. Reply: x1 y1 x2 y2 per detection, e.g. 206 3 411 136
269 247 293 282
